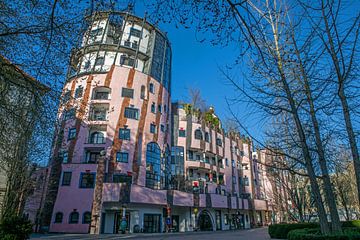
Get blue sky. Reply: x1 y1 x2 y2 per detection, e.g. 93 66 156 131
133 1 266 141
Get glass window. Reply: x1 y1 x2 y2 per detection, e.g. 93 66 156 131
158 105 162 113
216 138 222 147
54 212 63 223
205 132 210 142
164 104 167 113
62 91 71 103
68 128 76 140
244 176 249 186
130 28 141 38
150 123 156 134
121 88 134 98
140 85 146 99
60 151 68 163
116 152 128 163
188 151 194 160
120 55 135 67
69 211 79 224
80 173 95 188
62 172 72 186
232 176 236 184
85 151 101 163
151 102 156 113
89 107 107 121
119 128 130 140
232 159 235 168
113 174 132 183
83 212 91 224
194 129 203 140
143 214 161 233
64 108 75 120
178 129 186 137
160 124 165 132
149 83 154 93
225 158 229 166
74 86 83 98
146 142 162 189
89 131 104 144
95 56 104 66
150 33 165 84
124 107 139 120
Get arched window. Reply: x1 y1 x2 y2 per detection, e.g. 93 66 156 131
146 142 162 190
83 211 92 224
194 129 203 140
54 212 63 223
69 211 79 224
140 85 146 99
90 131 104 144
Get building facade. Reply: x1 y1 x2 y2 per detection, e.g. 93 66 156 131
42 10 280 234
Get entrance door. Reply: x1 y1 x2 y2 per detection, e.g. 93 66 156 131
171 215 179 232
198 211 213 231
143 214 161 233
114 211 130 233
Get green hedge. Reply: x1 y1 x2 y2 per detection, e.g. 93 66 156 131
0 216 33 240
268 223 319 239
343 221 360 229
287 228 360 240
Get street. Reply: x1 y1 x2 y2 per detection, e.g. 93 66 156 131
31 227 272 240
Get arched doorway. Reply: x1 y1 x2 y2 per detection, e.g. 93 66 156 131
198 210 213 231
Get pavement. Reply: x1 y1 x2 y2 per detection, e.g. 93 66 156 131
31 227 272 240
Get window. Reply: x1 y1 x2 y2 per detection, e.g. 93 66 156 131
150 123 156 134
151 102 156 113
160 124 165 132
188 150 194 160
195 155 201 161
216 138 222 147
89 131 104 144
149 83 154 93
69 211 79 224
85 151 101 163
244 176 249 186
146 142 163 190
74 86 83 98
158 105 162 113
205 132 210 142
89 107 107 121
64 108 75 120
164 104 167 113
120 55 135 67
179 129 186 137
93 87 110 100
62 91 71 103
84 60 91 70
194 129 203 140
83 212 91 224
90 28 103 38
124 40 131 47
218 159 224 168
54 212 63 223
124 107 139 120
116 152 128 163
113 174 132 183
121 88 134 98
62 172 72 186
95 56 104 66
132 41 138 49
119 128 130 140
130 27 141 38
80 173 95 188
232 159 235 168
205 156 210 164
225 158 229 166
140 85 146 99
232 176 237 184
143 214 161 233
60 151 68 163
68 128 76 140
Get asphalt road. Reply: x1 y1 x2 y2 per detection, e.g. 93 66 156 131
31 227 272 240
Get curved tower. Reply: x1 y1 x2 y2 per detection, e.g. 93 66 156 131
44 11 172 233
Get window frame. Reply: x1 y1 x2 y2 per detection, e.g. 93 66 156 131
69 211 79 224
54 212 63 223
62 171 72 186
116 151 129 163
68 128 77 140
119 128 131 140
79 172 96 188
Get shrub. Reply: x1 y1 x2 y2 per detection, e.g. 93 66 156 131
342 221 360 229
287 228 360 240
0 215 33 240
268 223 319 239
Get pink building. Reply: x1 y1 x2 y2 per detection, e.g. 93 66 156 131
40 10 280 234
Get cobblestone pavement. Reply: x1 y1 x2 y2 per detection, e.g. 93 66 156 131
31 227 272 240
